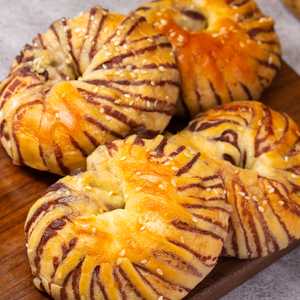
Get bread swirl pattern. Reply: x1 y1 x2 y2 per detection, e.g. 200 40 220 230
136 0 281 118
0 5 180 175
169 101 300 258
25 135 232 300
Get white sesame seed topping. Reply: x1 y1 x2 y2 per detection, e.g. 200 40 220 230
124 194 128 200
105 115 112 121
147 38 154 43
66 45 71 51
140 226 146 231
224 190 227 195
268 56 273 65
257 120 262 126
258 206 264 212
58 272 62 279
279 201 285 205
147 101 151 108
100 108 105 113
192 217 198 222
27 249 33 254
157 268 163 276
92 228 96 233
124 94 131 98
238 191 246 197
85 186 92 190
81 295 85 300
116 30 121 36
239 42 245 48
66 76 70 81
253 196 258 202
114 99 122 104
150 151 157 155
268 188 275 193
171 179 176 187
91 15 95 21
212 33 219 38
245 196 250 200
129 100 134 106
206 187 211 192
117 258 123 265
120 249 126 256
103 45 108 50
234 169 239 174
102 64 107 69
109 191 113 196
141 259 148 264
136 172 142 175
141 70 148 74
158 296 164 300
93 87 98 93
151 81 156 86
158 184 165 190
55 113 60 118
177 35 184 42
159 66 165 72
160 19 167 26
172 166 179 171
99 208 104 214
180 236 184 243
120 156 127 161
136 187 142 191
170 32 176 37
105 52 112 56
284 156 288 162
292 173 298 178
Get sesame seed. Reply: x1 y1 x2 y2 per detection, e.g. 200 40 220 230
66 76 70 81
192 217 198 222
124 194 128 200
224 190 227 194
234 169 239 174
141 70 148 74
81 295 85 300
160 19 167 26
269 188 275 193
124 94 131 98
263 200 268 205
27 249 33 254
140 226 146 231
141 259 148 264
257 120 262 126
147 101 151 108
99 208 104 214
117 258 123 265
164 161 170 165
66 45 71 51
258 206 264 212
55 113 60 118
117 30 121 36
139 217 143 224
268 56 273 65
292 173 298 178
105 115 112 121
85 186 92 190
136 187 142 191
253 196 258 202
120 249 126 256
75 28 81 33
91 15 95 21
114 99 122 104
285 156 288 162
157 12 162 16
170 32 176 37
104 28 109 33
206 187 211 191
147 38 154 43
100 108 105 113
120 156 127 161
239 42 245 48
93 87 98 93
58 272 62 279
177 35 184 42
171 179 176 187
150 151 157 155
165 95 170 100
109 191 113 196
159 66 165 71
279 201 284 205
102 64 107 69
157 268 163 276
180 236 184 243
105 52 112 56
123 44 128 49
212 33 219 38
103 45 108 50
158 297 164 300
151 81 156 86
172 166 179 171
136 172 142 175
158 184 165 190
238 191 246 197
245 196 250 200
92 228 96 233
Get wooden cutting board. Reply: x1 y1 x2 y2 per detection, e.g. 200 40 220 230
1 61 300 300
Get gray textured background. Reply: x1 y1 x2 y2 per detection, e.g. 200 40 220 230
0 0 300 299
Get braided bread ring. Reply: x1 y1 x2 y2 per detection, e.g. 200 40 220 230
169 101 300 258
135 0 281 118
0 5 180 175
25 135 232 300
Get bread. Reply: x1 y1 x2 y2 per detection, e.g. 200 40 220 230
135 0 281 118
169 101 300 258
0 5 180 175
25 135 232 299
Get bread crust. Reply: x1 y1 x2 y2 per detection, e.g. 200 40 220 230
169 101 300 258
25 135 232 299
0 5 180 175
136 0 281 118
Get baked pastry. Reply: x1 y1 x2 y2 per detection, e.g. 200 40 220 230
25 135 232 300
169 101 300 258
135 0 281 118
0 5 180 175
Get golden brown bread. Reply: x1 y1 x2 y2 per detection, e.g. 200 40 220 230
25 135 232 300
169 101 300 258
0 5 180 175
135 0 281 118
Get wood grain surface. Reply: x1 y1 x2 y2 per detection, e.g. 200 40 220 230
1 61 300 300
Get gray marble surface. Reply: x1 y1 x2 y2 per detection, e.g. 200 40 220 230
0 0 299 299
